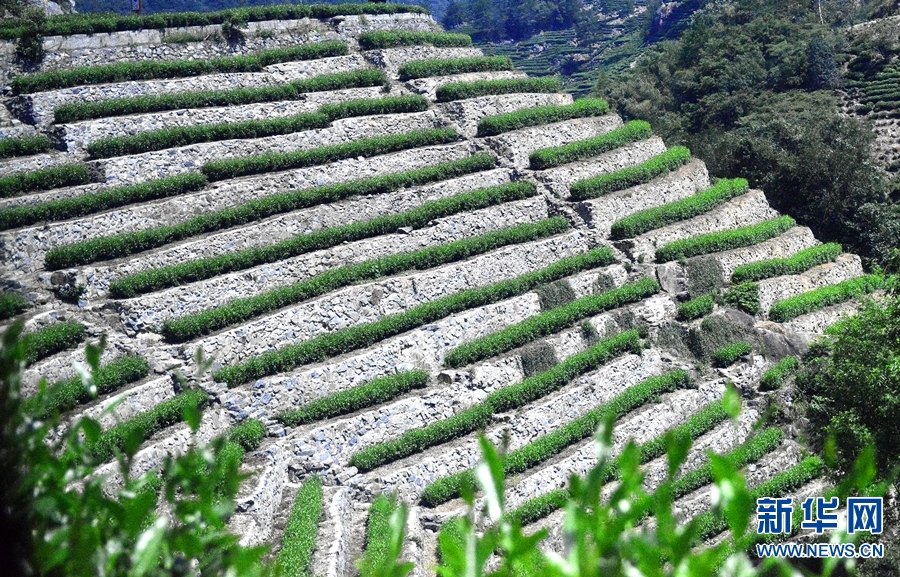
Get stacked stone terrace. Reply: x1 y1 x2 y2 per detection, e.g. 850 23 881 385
0 6 871 574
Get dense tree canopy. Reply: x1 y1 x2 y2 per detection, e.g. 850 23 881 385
601 0 900 264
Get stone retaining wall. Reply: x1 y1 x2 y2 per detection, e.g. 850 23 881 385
229 441 290 548
620 190 779 262
534 137 667 197
356 351 666 503
310 486 354 577
91 110 444 185
0 150 72 178
582 160 710 238
363 46 484 78
483 115 623 169
2 142 475 273
438 92 572 138
120 196 549 332
407 70 527 100
757 253 864 313
0 13 439 88
56 84 396 153
84 167 514 298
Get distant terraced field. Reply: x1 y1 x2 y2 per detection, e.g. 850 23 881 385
0 5 873 574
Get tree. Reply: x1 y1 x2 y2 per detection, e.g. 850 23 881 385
795 273 900 476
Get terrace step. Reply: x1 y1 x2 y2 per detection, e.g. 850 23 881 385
286 294 667 485
264 54 371 82
70 375 176 431
670 440 804 523
0 181 109 210
781 300 860 342
83 167 514 297
90 110 443 185
205 229 596 422
350 350 667 503
10 72 281 127
483 115 624 169
708 226 820 281
757 253 865 313
406 70 529 100
228 440 291 547
155 198 550 346
55 85 402 153
0 150 74 179
21 328 137 397
438 92 573 138
2 142 474 274
309 486 354 577
534 137 667 197
363 47 486 78
475 380 750 522
581 159 710 237
617 190 779 262
94 405 231 492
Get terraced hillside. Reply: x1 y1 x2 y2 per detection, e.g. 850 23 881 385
0 5 876 574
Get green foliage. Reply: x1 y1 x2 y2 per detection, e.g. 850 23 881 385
44 152 495 270
0 292 29 320
0 326 270 577
0 135 51 159
0 4 428 42
760 356 799 391
111 181 536 298
276 477 323 577
731 243 843 283
712 341 752 368
349 329 642 472
276 371 429 427
0 164 92 199
794 281 900 473
768 274 883 322
359 494 398 577
655 216 796 262
162 217 567 343
569 146 691 201
85 389 209 464
86 113 330 159
476 98 609 137
24 355 150 419
201 128 458 181
694 456 825 541
435 77 561 103
22 321 86 366
723 282 761 315
358 31 473 50
0 173 208 230
605 1 887 263
11 41 349 94
53 69 388 123
677 295 714 321
319 95 429 121
212 240 624 388
528 120 652 170
419 369 689 507
685 255 724 298
227 419 266 452
610 178 749 240
397 56 513 80
443 276 657 369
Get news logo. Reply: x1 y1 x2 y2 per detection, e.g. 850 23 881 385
755 496 884 559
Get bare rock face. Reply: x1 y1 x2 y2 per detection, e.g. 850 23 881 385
26 0 72 16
